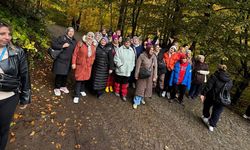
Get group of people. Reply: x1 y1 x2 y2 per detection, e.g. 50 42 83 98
50 26 235 133
0 22 249 149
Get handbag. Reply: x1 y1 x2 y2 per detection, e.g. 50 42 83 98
47 48 63 60
138 59 154 79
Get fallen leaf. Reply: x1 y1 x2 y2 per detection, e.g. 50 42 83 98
74 144 81 149
55 143 61 149
30 131 35 136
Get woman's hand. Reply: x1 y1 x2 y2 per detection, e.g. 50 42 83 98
72 64 76 69
62 43 70 48
200 95 205 103
153 78 157 82
109 70 113 74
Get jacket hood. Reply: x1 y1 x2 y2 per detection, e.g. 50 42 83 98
215 70 230 82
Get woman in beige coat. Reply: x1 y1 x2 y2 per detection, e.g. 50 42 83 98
133 45 157 109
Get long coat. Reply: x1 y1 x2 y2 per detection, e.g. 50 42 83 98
91 44 114 90
52 35 77 75
134 52 158 97
72 41 96 81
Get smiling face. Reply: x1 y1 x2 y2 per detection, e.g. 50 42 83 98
0 26 11 47
100 38 107 46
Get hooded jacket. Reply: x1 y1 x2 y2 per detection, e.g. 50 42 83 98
201 70 233 101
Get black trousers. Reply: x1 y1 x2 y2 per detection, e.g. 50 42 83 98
245 105 250 116
0 94 19 150
164 70 173 92
172 84 186 102
75 81 86 97
55 75 68 89
202 98 224 127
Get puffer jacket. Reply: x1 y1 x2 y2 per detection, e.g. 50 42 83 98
91 44 114 90
0 45 31 104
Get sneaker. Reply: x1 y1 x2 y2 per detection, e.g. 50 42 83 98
208 126 214 132
161 91 166 97
80 91 87 97
243 114 250 120
201 116 209 124
141 99 146 105
60 87 69 94
114 92 120 97
73 97 79 104
166 92 171 99
122 96 127 101
54 89 61 96
109 86 113 92
133 104 137 109
105 87 109 93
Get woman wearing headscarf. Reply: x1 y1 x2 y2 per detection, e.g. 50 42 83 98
52 27 77 96
72 32 96 103
91 37 114 98
133 44 158 109
0 22 31 150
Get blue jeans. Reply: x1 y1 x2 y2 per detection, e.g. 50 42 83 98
189 83 203 98
133 96 143 105
203 98 224 127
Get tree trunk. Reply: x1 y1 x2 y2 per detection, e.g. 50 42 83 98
131 0 143 37
117 0 128 35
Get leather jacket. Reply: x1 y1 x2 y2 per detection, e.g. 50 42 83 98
0 45 31 104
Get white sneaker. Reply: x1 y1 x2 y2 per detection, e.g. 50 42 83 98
60 87 69 94
133 104 137 109
201 116 209 124
54 89 61 96
161 91 166 97
166 92 171 99
73 97 79 104
141 99 146 105
243 114 250 120
208 126 214 132
80 91 87 97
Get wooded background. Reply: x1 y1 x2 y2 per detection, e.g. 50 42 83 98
0 0 249 109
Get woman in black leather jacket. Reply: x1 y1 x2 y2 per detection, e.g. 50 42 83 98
0 22 31 149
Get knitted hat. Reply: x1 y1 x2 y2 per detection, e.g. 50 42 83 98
170 46 177 51
112 34 119 40
101 37 109 43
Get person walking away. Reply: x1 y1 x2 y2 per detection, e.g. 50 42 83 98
52 27 77 96
91 37 114 99
0 22 31 150
189 55 209 99
71 32 96 103
200 64 233 131
133 45 158 109
169 54 192 105
113 37 135 101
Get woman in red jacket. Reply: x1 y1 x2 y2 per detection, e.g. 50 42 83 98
72 32 96 103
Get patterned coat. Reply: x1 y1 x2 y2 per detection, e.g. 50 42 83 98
134 52 158 97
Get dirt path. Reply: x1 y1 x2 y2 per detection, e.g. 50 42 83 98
6 25 250 150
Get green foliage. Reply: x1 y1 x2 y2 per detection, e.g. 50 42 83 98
0 5 49 60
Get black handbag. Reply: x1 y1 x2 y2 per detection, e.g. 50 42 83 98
138 59 153 79
47 48 63 60
139 67 151 79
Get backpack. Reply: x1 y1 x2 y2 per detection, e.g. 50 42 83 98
218 81 232 106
